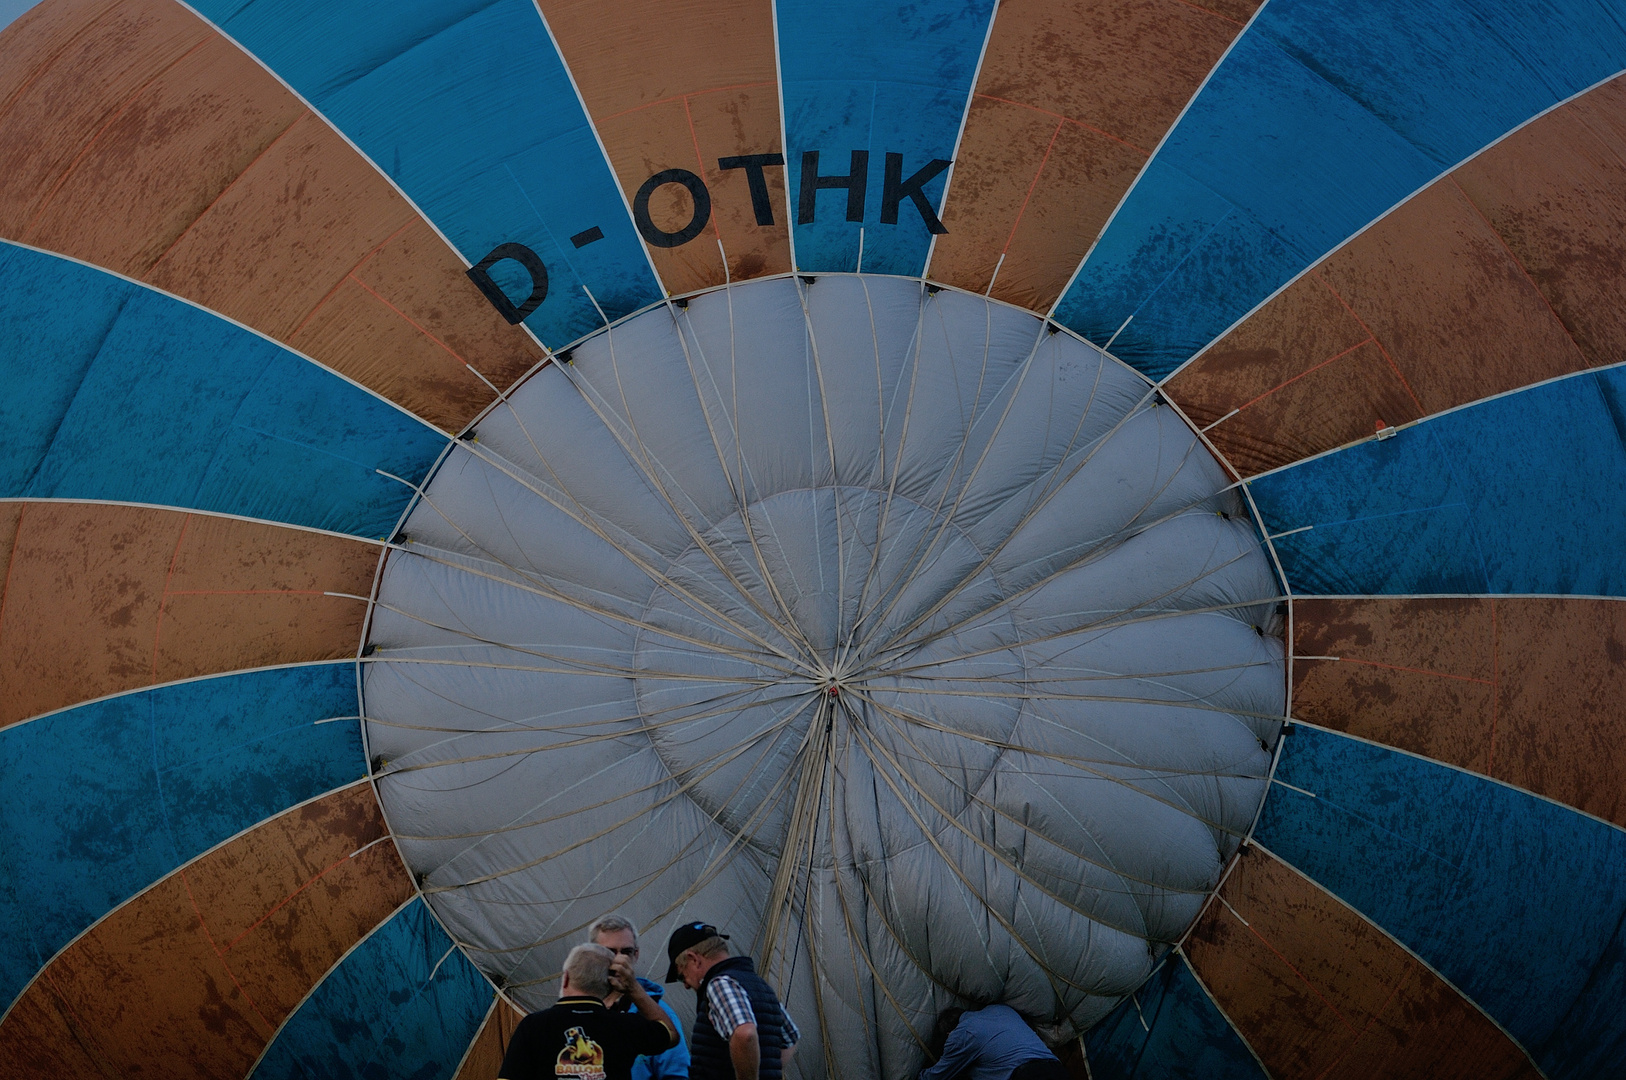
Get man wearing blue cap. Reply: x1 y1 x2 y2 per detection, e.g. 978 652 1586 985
663 922 799 1080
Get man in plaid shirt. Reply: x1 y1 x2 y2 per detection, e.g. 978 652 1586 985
663 922 799 1080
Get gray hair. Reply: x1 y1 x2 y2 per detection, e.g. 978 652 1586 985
562 943 614 999
689 934 729 960
589 914 639 944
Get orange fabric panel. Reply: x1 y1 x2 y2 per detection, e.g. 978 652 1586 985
929 0 1259 311
1185 847 1541 1080
1167 75 1626 477
455 1000 528 1080
538 0 790 291
0 0 208 237
1452 76 1626 370
0 0 544 431
1293 598 1626 827
0 502 375 728
0 783 414 1080
1171 180 1584 475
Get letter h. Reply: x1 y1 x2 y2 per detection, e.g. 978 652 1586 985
798 150 868 224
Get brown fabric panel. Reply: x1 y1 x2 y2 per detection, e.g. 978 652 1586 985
0 0 544 431
1454 76 1626 369
539 0 789 291
152 512 375 684
182 783 415 1019
145 111 413 334
308 216 543 411
929 0 1256 307
1173 180 1580 475
455 1001 528 1080
1488 599 1626 825
18 31 303 275
1315 181 1587 415
0 974 118 1077
1194 338 1420 477
1169 77 1626 476
1186 847 1540 1080
0 502 377 727
934 100 1147 311
593 89 791 291
0 501 177 727
1168 265 1399 477
1292 597 1626 827
1292 598 1496 774
0 784 412 1080
0 0 207 235
0 501 22 605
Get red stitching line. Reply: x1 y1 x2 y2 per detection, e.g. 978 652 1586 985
1448 175 1587 364
346 273 469 367
999 119 1066 260
145 110 312 275
24 35 215 237
1222 336 1377 420
972 95 1150 155
1319 656 1494 686
1309 270 1425 414
289 217 415 341
0 502 25 667
224 842 378 950
1311 980 1406 1080
180 868 277 1036
1227 902 1358 1033
598 80 775 122
681 93 725 257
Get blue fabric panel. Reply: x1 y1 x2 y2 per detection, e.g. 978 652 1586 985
190 0 661 345
1256 726 1626 1080
0 664 364 1013
778 0 994 275
0 243 445 539
1052 0 1626 378
251 898 492 1080
1087 956 1266 1080
1245 366 1626 596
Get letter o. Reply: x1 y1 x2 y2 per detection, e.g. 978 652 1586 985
633 168 712 248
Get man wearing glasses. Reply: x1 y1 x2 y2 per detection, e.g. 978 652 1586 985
592 915 691 1080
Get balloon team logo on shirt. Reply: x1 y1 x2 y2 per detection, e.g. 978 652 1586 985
555 1026 607 1079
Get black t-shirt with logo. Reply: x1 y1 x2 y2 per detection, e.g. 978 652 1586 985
500 997 674 1080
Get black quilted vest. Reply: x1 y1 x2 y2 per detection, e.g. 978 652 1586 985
690 956 786 1080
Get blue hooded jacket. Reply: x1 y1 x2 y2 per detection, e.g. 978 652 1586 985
620 975 689 1080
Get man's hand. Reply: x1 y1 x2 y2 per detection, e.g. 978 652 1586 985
608 954 637 995
615 958 677 1048
729 1022 760 1080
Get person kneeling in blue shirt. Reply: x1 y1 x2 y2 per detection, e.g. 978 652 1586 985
593 915 691 1080
917 1004 1067 1080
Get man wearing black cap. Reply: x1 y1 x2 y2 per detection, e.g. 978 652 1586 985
663 922 799 1080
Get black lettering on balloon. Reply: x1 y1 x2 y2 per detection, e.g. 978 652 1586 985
633 168 712 248
798 150 868 224
881 153 951 234
570 225 604 248
717 153 786 225
467 242 549 325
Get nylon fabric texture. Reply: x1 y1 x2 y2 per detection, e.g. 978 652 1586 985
4 0 1626 1075
364 275 1285 1077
